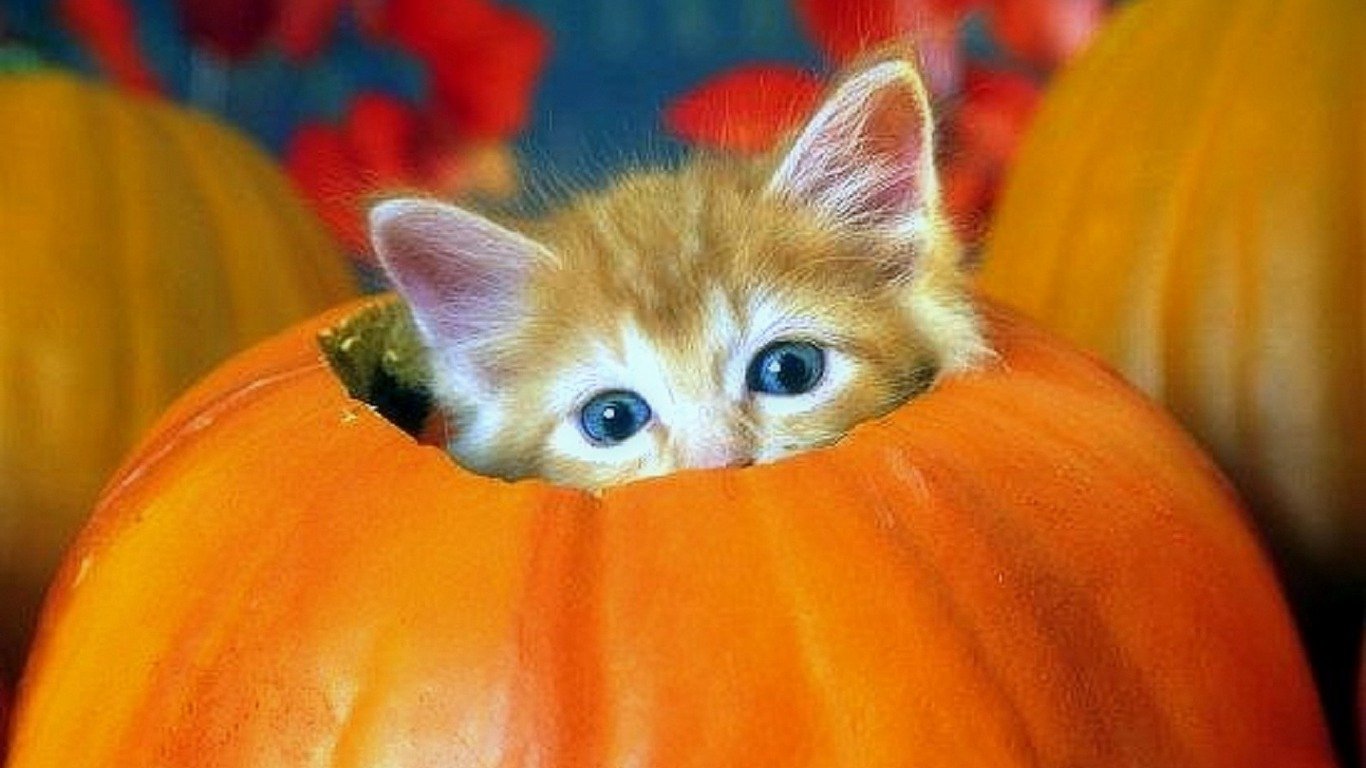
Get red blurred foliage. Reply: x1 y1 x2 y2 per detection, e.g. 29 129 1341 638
287 94 435 253
991 0 1108 68
666 0 1109 242
172 0 354 60
373 0 550 140
51 0 547 258
178 0 551 136
287 93 518 256
172 0 548 76
59 0 161 92
795 0 975 64
273 0 352 59
665 65 825 154
175 0 277 58
796 0 974 94
282 0 548 256
940 68 1042 236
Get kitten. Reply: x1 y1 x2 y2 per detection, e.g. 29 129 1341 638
370 59 989 490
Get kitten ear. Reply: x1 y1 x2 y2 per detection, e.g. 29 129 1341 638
370 198 550 394
767 60 941 237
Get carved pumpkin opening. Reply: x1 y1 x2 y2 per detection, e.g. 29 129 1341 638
317 300 442 442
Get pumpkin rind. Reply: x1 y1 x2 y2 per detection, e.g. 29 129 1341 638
980 0 1364 580
5 299 1334 766
0 72 356 675
975 0 1364 754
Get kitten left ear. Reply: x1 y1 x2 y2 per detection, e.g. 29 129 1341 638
370 197 551 396
767 60 941 237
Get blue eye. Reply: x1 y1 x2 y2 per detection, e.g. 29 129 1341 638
579 390 652 445
747 341 825 395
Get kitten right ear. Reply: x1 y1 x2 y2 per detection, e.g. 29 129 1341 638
370 198 550 394
767 60 941 239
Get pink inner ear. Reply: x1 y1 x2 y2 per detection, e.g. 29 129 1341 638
862 83 930 208
369 199 540 350
768 62 936 232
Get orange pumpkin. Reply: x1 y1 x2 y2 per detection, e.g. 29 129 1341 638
974 0 1364 754
1 676 8 760
6 299 1335 766
1359 645 1365 766
0 71 355 675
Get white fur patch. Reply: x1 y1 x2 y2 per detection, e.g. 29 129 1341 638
542 324 671 472
906 290 993 374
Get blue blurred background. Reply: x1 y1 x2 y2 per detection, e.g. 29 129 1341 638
2 0 822 186
510 0 820 182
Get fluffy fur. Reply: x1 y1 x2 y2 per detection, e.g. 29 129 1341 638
373 60 990 489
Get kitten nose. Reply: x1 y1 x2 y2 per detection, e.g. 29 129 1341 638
674 411 752 469
689 444 754 470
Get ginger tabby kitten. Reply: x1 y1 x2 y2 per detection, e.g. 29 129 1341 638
370 59 989 489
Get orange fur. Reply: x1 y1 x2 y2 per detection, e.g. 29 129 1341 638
446 155 983 488
374 60 989 489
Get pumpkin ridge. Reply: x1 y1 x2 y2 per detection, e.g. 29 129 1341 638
0 72 356 678
91 79 143 453
217 125 319 327
876 402 1180 762
514 493 610 764
735 444 1040 763
742 459 868 763
98 361 333 522
1025 2 1162 323
978 1 1364 755
977 0 1137 317
111 487 312 758
878 315 1307 762
109 82 169 430
833 443 1047 763
1153 0 1278 412
907 401 1251 759
150 95 245 342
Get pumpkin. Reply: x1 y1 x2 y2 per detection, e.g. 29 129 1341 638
1359 644 1365 766
1 677 8 760
975 0 1364 753
0 71 356 677
5 297 1335 766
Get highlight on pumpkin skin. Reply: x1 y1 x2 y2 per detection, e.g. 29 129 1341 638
369 58 989 491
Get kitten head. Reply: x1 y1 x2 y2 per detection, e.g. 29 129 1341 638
371 60 988 489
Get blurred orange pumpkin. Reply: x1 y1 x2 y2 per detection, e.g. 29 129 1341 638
5 298 1334 766
976 0 1364 753
1359 644 1365 765
1 676 8 760
0 71 355 678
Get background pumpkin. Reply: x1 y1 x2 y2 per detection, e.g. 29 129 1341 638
0 71 355 680
1 676 8 760
975 0 1364 755
5 298 1335 766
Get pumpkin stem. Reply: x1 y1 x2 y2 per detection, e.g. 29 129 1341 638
318 299 436 438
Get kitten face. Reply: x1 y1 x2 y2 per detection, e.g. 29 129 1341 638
372 60 989 490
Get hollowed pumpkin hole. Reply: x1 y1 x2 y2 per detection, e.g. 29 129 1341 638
317 299 446 444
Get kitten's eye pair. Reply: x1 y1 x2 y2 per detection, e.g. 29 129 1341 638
578 341 826 445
